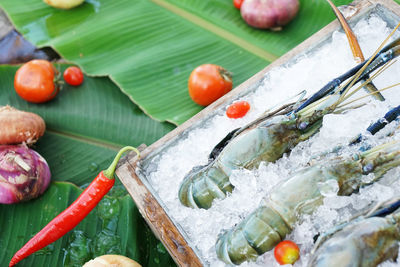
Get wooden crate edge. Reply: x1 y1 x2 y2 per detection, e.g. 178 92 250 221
116 159 203 267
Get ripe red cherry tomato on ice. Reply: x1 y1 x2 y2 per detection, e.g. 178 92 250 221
226 101 250 118
233 0 244 9
274 240 300 265
63 66 84 86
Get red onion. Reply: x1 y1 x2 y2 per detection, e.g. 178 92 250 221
0 145 51 204
241 0 300 30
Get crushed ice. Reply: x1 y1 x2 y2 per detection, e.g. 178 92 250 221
144 15 400 266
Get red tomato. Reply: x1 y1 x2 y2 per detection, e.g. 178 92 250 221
233 0 244 9
274 240 300 265
226 101 250 118
14 59 59 103
188 64 233 106
63 66 84 86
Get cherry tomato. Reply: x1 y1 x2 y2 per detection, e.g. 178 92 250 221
226 101 250 118
14 59 59 103
63 66 84 86
274 240 300 265
188 64 232 106
233 0 244 9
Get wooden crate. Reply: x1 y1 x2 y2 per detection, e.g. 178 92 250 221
116 1 400 266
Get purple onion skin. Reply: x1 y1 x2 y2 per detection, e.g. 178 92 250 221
0 145 51 204
241 0 300 30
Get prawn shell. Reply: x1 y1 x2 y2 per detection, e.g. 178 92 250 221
215 205 291 265
179 164 233 209
0 106 45 145
309 217 400 267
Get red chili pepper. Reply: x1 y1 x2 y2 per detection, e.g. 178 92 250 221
9 146 139 267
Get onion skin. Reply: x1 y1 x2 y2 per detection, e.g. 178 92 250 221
83 255 142 267
241 0 300 30
0 145 51 204
0 106 45 145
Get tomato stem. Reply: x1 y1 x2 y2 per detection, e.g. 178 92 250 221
218 68 233 82
103 146 140 179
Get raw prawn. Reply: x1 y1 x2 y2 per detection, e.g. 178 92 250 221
179 37 400 210
215 140 400 265
308 198 400 267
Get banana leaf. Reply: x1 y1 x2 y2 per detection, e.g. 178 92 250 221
0 65 174 149
0 0 388 266
0 0 354 125
0 64 176 266
0 182 174 267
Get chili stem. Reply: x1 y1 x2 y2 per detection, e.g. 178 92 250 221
103 146 140 179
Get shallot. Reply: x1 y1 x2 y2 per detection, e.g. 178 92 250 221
0 106 45 145
83 255 142 267
241 0 299 30
0 145 51 204
43 0 85 9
